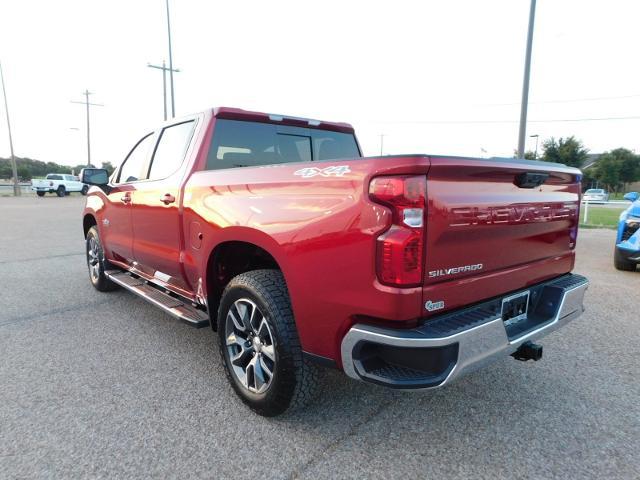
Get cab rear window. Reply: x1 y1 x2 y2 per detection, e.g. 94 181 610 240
206 119 359 170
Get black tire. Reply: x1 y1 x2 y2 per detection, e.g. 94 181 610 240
217 269 322 416
81 185 89 195
86 226 119 292
56 185 66 197
614 248 637 272
36 191 45 197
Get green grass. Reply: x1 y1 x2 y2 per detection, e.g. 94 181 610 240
579 206 625 229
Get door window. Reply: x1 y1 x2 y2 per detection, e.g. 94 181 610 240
148 121 195 180
117 134 155 183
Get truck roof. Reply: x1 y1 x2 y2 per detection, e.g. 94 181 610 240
212 107 355 134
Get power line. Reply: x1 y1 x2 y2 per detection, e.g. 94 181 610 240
478 93 640 107
371 115 640 125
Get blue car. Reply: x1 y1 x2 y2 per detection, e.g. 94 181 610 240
615 191 640 271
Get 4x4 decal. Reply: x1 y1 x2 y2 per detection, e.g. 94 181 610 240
294 165 351 178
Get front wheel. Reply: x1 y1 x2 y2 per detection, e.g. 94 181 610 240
86 226 119 291
218 270 322 416
36 191 45 197
614 248 637 272
81 185 89 195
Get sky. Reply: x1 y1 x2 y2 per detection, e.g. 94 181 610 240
0 0 639 167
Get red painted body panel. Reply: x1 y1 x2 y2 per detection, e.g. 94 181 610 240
420 156 581 318
82 107 583 365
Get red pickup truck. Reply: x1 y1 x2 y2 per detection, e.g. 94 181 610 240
81 107 588 416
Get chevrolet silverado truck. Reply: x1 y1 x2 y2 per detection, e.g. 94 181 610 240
80 107 589 416
32 173 88 197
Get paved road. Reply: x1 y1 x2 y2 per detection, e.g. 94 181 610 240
1 196 638 479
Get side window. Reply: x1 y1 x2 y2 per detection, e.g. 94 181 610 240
117 134 155 183
48 174 62 180
148 121 195 180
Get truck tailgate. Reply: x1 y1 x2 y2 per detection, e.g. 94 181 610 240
422 156 581 316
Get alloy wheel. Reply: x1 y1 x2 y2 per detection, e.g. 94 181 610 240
87 236 101 282
225 298 276 394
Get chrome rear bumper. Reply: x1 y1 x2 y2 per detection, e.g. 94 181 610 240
341 274 588 390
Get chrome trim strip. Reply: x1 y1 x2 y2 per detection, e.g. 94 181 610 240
341 279 588 390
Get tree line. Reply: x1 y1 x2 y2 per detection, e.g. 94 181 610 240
518 136 640 192
0 156 114 181
3 137 639 192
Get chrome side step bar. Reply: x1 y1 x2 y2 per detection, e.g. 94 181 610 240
105 270 210 328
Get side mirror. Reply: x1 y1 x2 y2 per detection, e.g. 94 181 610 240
623 192 639 202
80 168 109 186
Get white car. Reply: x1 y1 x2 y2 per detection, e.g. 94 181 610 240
583 188 609 204
31 173 89 197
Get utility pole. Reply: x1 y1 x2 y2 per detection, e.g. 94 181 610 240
166 0 176 118
379 134 385 156
517 0 537 158
71 90 103 167
148 61 180 121
0 61 20 196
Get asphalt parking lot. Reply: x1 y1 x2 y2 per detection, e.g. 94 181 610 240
1 195 639 479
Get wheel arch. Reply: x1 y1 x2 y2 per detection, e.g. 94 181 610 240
83 213 97 238
204 238 286 331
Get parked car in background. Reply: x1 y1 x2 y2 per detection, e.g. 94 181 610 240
614 192 640 271
583 188 609 203
32 174 88 197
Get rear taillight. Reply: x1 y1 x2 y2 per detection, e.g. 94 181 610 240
369 175 426 287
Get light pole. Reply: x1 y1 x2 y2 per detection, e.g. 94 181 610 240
148 61 180 121
379 134 385 156
530 134 539 159
71 90 103 167
166 0 176 118
0 61 20 196
517 0 537 158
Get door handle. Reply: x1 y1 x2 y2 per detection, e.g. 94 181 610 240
160 193 176 205
120 194 131 204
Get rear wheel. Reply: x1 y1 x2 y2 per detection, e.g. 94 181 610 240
81 185 89 195
56 185 66 197
36 191 45 197
86 226 119 291
218 270 321 416
614 248 637 271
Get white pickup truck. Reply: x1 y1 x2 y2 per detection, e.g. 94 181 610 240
31 174 88 197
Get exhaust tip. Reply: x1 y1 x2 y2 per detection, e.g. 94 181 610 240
511 341 543 362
